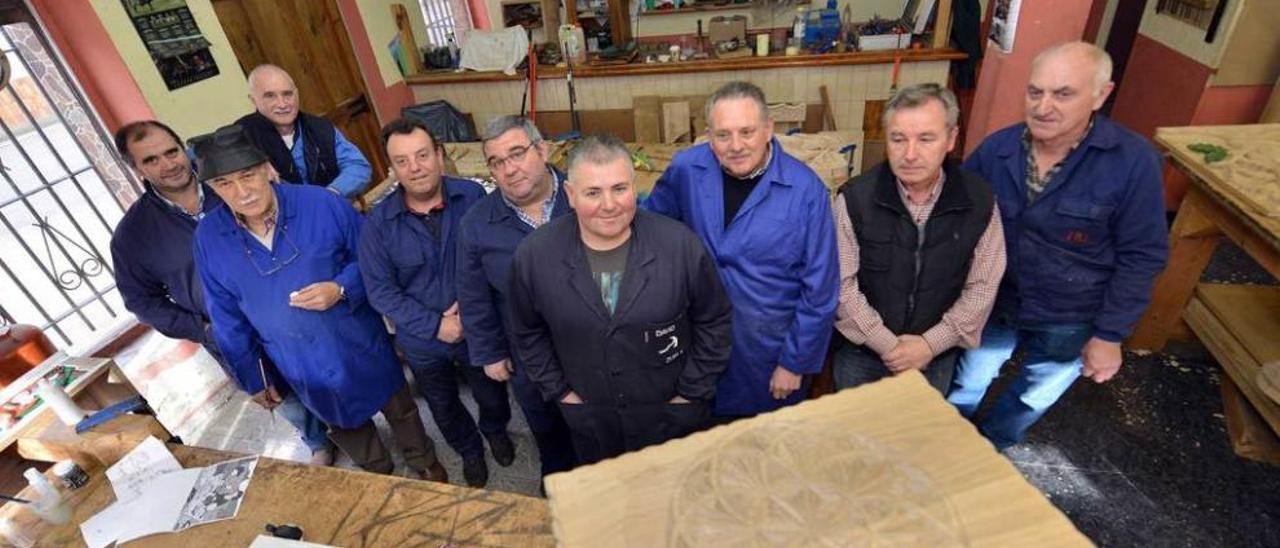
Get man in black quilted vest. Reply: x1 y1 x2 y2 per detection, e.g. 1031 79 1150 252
832 83 1006 394
236 64 371 200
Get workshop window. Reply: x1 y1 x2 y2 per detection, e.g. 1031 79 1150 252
0 17 140 353
418 0 474 48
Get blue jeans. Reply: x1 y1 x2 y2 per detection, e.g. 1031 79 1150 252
947 320 1093 450
832 341 957 395
276 392 332 452
404 343 511 461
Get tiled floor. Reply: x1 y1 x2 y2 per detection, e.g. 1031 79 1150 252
190 244 1280 546
194 380 545 497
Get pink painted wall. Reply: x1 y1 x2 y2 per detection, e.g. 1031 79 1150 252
30 0 152 133
335 0 416 127
963 0 1094 157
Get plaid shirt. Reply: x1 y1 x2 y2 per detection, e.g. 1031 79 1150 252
502 166 561 228
834 174 1006 356
1023 117 1094 202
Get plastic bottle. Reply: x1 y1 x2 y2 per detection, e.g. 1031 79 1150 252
793 6 807 42
446 32 459 68
23 468 69 525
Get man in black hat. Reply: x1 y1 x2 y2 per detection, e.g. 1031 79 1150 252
109 119 336 466
192 124 446 480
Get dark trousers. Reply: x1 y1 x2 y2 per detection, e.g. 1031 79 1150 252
327 382 436 475
832 340 957 395
404 343 511 461
508 364 577 475
558 401 710 465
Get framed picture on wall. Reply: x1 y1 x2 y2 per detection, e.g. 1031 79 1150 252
120 0 220 90
988 0 1022 54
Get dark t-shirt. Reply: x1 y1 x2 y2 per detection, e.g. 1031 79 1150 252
585 239 631 314
723 171 763 228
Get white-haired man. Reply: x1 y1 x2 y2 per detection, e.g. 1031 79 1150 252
948 42 1168 450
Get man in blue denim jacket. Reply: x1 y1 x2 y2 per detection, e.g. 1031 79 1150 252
948 42 1169 449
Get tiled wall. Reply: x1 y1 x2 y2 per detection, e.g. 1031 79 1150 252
411 61 952 136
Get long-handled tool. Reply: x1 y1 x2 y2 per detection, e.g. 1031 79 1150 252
565 47 581 134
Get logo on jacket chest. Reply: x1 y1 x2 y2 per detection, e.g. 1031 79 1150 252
1064 230 1090 246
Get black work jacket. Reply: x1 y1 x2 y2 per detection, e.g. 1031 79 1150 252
507 209 733 406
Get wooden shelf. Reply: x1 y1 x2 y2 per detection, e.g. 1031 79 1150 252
639 3 750 16
1184 283 1280 453
406 47 965 84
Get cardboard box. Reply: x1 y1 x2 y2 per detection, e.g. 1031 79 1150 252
708 15 746 45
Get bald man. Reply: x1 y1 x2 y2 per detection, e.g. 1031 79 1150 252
236 64 372 199
947 42 1168 450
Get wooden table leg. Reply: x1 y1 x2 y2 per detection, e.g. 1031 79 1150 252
1129 186 1223 351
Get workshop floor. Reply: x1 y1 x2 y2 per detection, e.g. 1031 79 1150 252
193 244 1280 547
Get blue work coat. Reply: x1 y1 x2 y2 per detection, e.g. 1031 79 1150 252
358 178 485 356
455 167 571 369
645 140 839 416
195 184 403 429
964 116 1168 341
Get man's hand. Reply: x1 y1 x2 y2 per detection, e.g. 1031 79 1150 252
769 366 802 400
289 281 343 311
883 334 934 374
250 385 283 410
669 395 691 404
560 391 584 404
1081 337 1123 383
437 302 463 343
484 358 513 382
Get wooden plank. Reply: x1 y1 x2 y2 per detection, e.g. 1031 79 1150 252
1220 376 1280 465
1129 186 1223 350
391 3 425 75
544 374 1088 547
1195 284 1280 366
7 443 554 547
819 85 837 130
932 0 954 49
863 99 886 141
662 101 691 143
633 96 662 143
537 108 636 141
17 414 171 467
1184 289 1280 437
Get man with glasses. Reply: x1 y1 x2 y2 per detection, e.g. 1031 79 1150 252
646 81 839 419
456 116 577 478
358 118 515 488
193 124 447 481
110 120 335 466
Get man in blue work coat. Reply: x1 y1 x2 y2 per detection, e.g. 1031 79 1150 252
456 116 577 477
358 118 515 488
109 120 334 466
507 134 733 464
192 124 446 480
948 42 1169 450
646 81 839 418
236 64 372 200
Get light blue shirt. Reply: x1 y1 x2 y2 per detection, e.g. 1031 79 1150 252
290 126 372 200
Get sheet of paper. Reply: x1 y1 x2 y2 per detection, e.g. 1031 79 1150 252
80 469 201 548
248 535 338 547
174 456 259 530
105 436 181 501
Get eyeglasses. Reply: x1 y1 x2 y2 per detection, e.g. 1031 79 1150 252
485 141 541 171
241 222 300 277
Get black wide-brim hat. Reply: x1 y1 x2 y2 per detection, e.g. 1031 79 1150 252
188 124 269 182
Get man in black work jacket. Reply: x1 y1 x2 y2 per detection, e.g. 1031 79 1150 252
507 134 733 465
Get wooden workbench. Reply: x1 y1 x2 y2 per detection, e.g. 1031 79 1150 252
2 444 554 547
1129 124 1280 462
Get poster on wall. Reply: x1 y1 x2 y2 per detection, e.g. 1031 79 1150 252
121 0 220 91
988 0 1023 54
